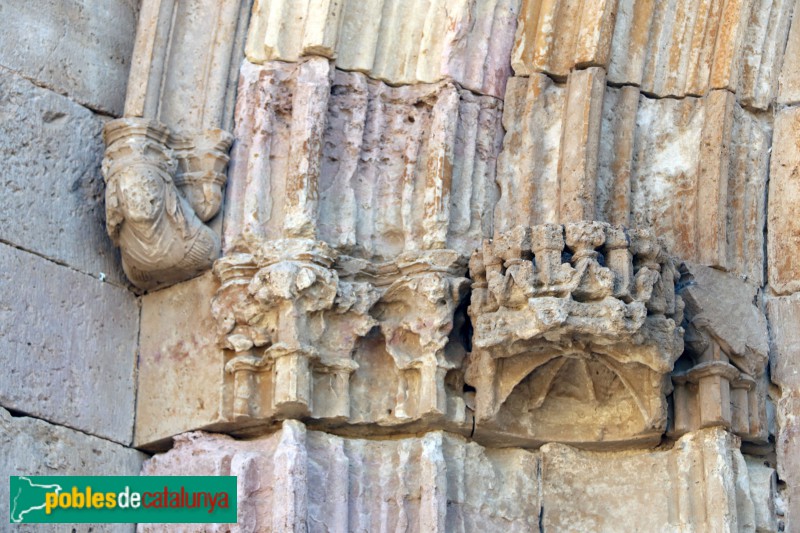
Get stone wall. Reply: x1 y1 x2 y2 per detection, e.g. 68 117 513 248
4 0 800 531
0 1 145 530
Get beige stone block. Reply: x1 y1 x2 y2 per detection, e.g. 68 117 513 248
744 455 779 533
140 422 540 532
511 0 617 78
596 84 639 225
769 106 800 295
0 69 126 285
135 272 230 448
779 0 800 105
125 0 250 134
767 294 800 391
631 91 769 284
606 0 790 107
739 0 794 109
0 243 139 445
494 69 606 232
541 428 759 532
245 0 520 98
0 407 144 531
776 392 800 530
0 0 138 115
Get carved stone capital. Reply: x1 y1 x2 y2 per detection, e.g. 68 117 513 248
212 239 380 421
101 118 233 290
466 222 684 448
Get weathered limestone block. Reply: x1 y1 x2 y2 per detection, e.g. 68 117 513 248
768 106 800 295
0 243 139 445
736 0 795 109
670 263 770 443
124 0 250 135
745 456 779 533
1 408 145 532
631 90 770 285
224 59 504 262
494 68 606 231
511 0 617 78
102 0 250 290
611 0 791 107
541 428 765 532
245 0 520 98
466 222 684 448
0 0 139 115
767 294 800 391
0 69 125 285
140 421 540 533
778 4 800 105
777 393 800 532
135 272 232 448
496 76 769 283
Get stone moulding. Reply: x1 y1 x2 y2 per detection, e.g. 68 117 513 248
465 222 684 448
102 118 233 290
211 240 470 430
245 0 520 98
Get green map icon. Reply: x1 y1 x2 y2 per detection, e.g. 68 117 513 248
9 477 63 523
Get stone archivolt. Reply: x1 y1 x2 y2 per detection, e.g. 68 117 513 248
466 222 684 447
245 0 521 98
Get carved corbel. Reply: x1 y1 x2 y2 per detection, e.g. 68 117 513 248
102 119 232 289
466 222 684 447
103 0 249 289
212 239 379 421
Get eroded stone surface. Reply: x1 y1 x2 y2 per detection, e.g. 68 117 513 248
542 428 762 532
136 272 227 448
494 78 769 286
466 222 684 448
777 393 800 532
0 243 139 445
671 263 769 443
768 106 800 295
0 69 126 285
245 0 520 98
224 59 503 261
0 407 145 531
0 0 139 115
139 421 540 532
767 294 800 391
512 0 794 108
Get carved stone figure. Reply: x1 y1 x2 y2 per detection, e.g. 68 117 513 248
102 118 232 289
